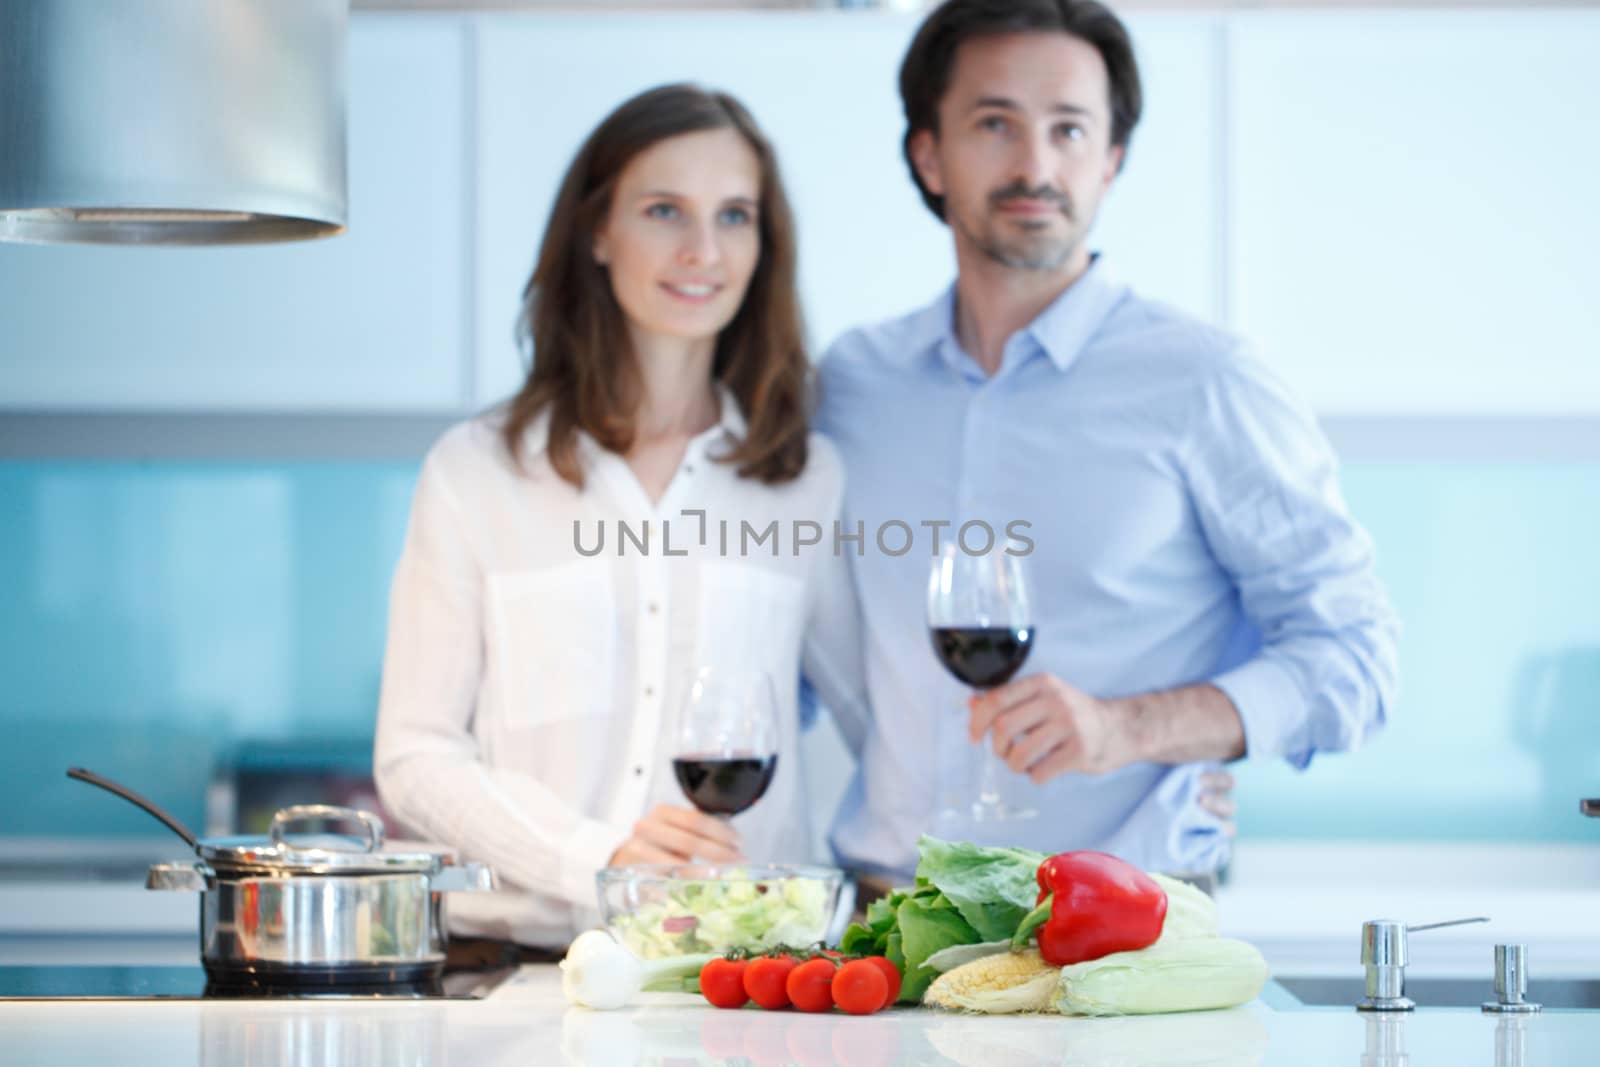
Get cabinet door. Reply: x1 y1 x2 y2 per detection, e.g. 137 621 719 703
0 16 470 412
1096 14 1223 327
472 12 1222 406
1228 12 1600 414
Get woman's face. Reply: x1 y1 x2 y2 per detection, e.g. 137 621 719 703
594 127 763 347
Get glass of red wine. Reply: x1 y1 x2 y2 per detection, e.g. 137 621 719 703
927 539 1037 822
672 667 780 823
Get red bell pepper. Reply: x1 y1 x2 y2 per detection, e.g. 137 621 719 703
1014 850 1168 966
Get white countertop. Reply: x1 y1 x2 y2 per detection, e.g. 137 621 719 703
3 965 1597 1067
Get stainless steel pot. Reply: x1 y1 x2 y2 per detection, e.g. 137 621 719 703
147 804 494 984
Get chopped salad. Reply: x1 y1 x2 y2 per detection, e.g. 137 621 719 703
610 872 832 959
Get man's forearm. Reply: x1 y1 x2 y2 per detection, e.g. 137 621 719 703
1113 683 1246 765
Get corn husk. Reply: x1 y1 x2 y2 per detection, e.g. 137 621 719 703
925 939 1015 974
924 948 1060 1013
1053 937 1268 1016
1149 875 1219 942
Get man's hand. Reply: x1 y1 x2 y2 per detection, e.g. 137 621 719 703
1198 770 1237 835
967 673 1136 782
968 674 1248 784
608 804 744 866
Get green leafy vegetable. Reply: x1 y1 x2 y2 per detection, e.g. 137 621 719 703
896 894 980 1002
838 836 1050 1003
914 837 1047 941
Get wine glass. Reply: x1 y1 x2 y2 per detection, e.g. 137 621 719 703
927 539 1037 822
672 667 780 820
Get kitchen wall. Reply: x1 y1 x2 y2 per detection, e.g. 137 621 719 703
2 8 1597 848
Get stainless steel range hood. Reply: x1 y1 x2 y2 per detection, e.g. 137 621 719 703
0 0 347 246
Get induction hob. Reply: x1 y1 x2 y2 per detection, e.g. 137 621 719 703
0 964 517 1001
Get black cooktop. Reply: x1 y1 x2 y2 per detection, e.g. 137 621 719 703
0 964 517 1001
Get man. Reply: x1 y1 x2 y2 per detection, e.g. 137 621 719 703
817 0 1399 881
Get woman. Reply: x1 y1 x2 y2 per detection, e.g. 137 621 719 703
373 84 866 952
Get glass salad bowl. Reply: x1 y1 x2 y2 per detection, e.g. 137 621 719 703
596 863 845 960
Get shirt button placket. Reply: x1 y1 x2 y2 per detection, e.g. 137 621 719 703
633 553 669 806
958 387 982 514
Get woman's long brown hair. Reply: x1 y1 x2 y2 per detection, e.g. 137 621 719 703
501 84 810 487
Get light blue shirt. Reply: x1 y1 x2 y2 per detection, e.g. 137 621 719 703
815 256 1399 879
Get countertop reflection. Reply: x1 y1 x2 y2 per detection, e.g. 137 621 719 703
6 965 1600 1067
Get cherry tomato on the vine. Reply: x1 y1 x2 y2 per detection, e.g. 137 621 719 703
858 956 901 1008
699 957 749 1009
831 958 890 1015
744 954 801 1010
785 957 838 1013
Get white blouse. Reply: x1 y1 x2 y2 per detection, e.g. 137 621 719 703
373 393 868 947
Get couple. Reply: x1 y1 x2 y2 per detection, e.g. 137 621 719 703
373 0 1399 952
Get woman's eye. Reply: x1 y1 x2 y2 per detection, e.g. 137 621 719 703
979 115 1009 133
645 202 679 220
718 206 753 226
1056 123 1085 142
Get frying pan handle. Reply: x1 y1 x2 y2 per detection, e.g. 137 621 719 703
66 767 200 850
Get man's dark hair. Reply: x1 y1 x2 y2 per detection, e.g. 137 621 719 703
898 0 1143 220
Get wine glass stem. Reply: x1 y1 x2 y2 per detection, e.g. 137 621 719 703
970 689 1003 810
978 745 1003 809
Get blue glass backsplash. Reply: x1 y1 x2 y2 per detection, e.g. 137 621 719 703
2 459 1597 841
1 462 419 837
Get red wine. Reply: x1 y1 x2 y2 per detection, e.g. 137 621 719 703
672 755 778 816
930 626 1035 688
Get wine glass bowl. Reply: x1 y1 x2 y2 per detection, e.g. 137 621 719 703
672 667 780 818
926 540 1037 821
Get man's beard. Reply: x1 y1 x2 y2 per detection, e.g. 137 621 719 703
959 181 1081 271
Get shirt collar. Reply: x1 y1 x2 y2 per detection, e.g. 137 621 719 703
1026 254 1127 373
897 253 1127 376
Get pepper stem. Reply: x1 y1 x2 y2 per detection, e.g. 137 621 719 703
1011 893 1054 951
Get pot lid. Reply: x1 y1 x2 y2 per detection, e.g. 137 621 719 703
197 805 455 875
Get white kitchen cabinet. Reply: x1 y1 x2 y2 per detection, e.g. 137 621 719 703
472 13 1222 408
1096 14 1224 328
1227 11 1600 414
0 16 470 412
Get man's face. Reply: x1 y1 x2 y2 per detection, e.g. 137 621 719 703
911 32 1124 273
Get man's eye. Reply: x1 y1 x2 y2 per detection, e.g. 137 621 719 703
718 206 753 226
979 115 1009 133
645 202 679 220
1056 123 1085 141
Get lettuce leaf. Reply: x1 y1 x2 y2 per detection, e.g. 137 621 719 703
836 838 1051 1002
912 836 1048 942
896 894 980 1002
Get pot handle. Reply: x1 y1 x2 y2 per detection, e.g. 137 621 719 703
146 861 211 892
431 861 496 893
269 805 386 854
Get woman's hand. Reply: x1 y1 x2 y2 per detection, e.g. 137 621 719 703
609 804 744 865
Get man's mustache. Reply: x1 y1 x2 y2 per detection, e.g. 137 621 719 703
990 182 1074 219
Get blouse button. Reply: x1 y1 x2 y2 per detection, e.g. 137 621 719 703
647 602 659 614
644 686 655 698
633 766 644 777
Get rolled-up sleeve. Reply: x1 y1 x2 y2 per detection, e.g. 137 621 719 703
1188 348 1400 769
